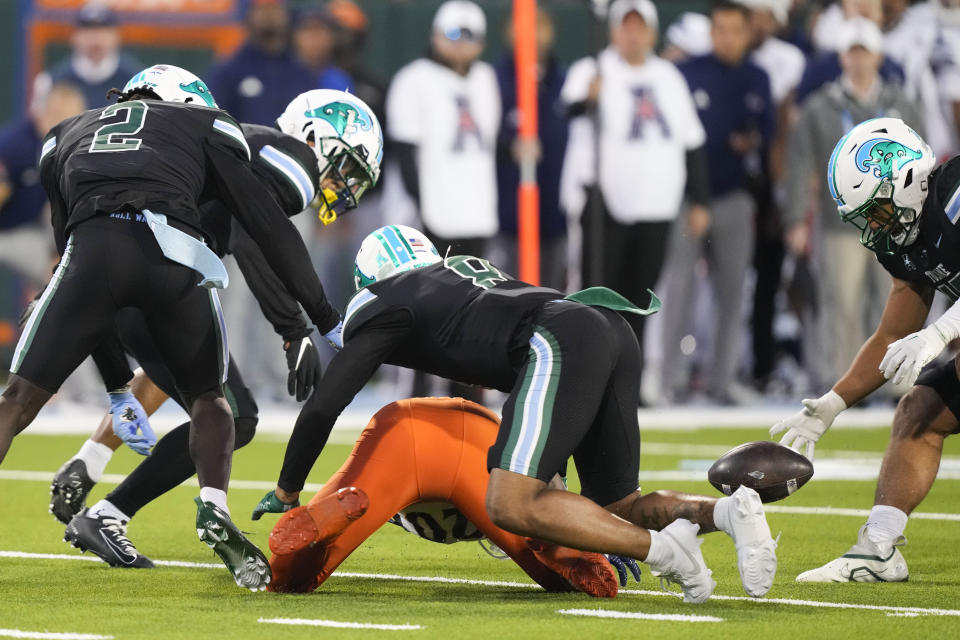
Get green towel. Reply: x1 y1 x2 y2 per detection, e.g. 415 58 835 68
564 286 661 316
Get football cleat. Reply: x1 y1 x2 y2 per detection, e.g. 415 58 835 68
650 519 715 604
50 459 96 525
195 497 271 592
525 538 620 598
796 526 908 583
268 487 369 556
718 485 778 597
64 509 154 569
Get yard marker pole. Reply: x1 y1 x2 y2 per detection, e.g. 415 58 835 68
514 0 540 285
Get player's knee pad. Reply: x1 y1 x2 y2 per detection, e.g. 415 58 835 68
233 416 258 449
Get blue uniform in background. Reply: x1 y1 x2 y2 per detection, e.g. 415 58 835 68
207 44 352 126
679 53 774 196
0 119 45 230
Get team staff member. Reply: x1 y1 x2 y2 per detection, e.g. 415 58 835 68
259 397 626 598
45 90 383 570
259 224 778 604
560 0 709 392
0 66 334 591
660 0 774 405
772 118 960 583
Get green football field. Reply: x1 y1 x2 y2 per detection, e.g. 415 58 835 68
1 425 960 639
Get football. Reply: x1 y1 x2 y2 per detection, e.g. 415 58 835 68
707 441 814 503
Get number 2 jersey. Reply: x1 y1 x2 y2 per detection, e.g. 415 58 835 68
277 258 564 492
877 156 960 299
38 99 339 332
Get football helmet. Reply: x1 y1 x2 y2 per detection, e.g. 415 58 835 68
354 225 440 290
121 65 217 107
828 117 935 254
276 89 383 225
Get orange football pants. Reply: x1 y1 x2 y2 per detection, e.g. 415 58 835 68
270 397 574 593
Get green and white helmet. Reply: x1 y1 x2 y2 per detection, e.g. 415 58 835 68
354 225 440 290
277 89 383 225
121 64 217 107
828 117 935 254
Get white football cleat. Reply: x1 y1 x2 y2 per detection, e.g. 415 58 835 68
650 518 716 604
796 526 908 583
717 485 778 597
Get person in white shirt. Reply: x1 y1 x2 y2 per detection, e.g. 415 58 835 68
386 0 500 258
560 0 709 397
385 0 500 401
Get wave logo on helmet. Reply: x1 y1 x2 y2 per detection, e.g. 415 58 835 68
855 138 923 180
179 80 216 108
305 102 373 137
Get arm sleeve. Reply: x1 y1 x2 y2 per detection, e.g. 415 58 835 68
393 142 420 205
204 137 340 333
684 146 711 206
277 309 413 492
230 222 312 342
91 334 134 392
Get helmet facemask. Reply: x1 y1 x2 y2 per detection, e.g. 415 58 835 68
315 137 375 225
841 181 920 255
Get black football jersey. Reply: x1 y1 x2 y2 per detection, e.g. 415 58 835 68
39 99 340 333
878 156 960 300
39 100 251 242
342 257 563 391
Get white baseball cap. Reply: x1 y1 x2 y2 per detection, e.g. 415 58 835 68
608 0 658 31
665 12 712 57
737 0 790 26
840 17 884 54
433 0 486 40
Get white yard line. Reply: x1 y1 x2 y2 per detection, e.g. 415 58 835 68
0 630 113 640
2 550 959 617
258 618 421 630
558 608 723 623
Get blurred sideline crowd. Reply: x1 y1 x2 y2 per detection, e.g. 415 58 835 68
0 0 956 409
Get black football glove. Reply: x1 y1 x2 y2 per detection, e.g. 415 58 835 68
283 337 320 402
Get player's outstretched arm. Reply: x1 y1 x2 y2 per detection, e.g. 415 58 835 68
274 311 412 497
204 143 340 334
771 277 933 459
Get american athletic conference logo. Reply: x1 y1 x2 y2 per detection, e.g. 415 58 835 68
855 138 922 179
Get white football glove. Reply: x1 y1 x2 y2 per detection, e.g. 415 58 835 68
769 390 846 460
879 325 948 387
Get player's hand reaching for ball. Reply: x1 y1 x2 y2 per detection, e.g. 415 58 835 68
769 390 846 460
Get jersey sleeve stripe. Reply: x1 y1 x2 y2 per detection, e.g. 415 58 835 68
259 145 315 211
945 182 960 224
39 136 57 165
213 117 251 160
343 288 378 335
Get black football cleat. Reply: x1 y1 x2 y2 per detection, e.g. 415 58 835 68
64 509 155 569
50 459 96 525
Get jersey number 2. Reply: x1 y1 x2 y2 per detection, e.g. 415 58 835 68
89 102 148 153
445 255 508 289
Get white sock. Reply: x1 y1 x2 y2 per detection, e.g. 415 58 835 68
644 529 672 572
865 505 908 548
200 487 229 516
713 497 733 535
75 440 114 483
88 499 130 522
